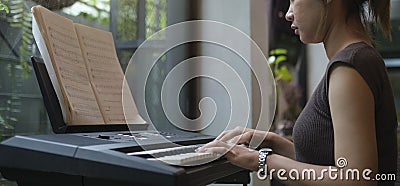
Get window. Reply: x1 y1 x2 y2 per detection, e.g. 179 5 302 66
110 0 167 70
0 0 167 142
1 0 170 182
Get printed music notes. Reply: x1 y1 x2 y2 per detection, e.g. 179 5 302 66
32 5 145 125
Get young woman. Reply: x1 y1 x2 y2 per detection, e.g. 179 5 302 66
198 0 397 185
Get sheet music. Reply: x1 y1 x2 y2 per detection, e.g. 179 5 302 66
32 16 67 122
74 24 145 124
122 78 147 124
32 6 104 125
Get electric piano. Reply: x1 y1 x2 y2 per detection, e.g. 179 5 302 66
0 130 250 186
0 58 250 186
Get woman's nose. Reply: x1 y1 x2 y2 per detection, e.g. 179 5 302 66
285 8 294 22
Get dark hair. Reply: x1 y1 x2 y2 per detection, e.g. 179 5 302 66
342 0 392 40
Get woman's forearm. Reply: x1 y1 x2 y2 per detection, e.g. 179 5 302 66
268 133 295 159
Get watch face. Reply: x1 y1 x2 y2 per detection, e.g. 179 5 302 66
260 148 273 154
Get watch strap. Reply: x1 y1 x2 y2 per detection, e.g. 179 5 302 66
257 148 272 180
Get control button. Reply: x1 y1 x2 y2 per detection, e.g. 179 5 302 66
98 135 111 140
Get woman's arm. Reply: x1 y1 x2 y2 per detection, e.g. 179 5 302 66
328 64 378 183
199 65 378 186
271 64 378 186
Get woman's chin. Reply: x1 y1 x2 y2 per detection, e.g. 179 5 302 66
299 35 321 44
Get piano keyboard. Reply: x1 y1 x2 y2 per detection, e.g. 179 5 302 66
128 144 222 166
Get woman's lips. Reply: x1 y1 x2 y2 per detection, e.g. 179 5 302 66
291 25 299 35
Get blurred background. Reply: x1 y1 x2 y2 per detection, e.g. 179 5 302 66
0 0 399 185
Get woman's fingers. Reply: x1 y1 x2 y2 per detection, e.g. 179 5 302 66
215 130 230 141
217 127 252 142
197 140 260 171
197 140 233 153
198 141 240 161
202 146 230 155
228 131 252 145
213 129 272 149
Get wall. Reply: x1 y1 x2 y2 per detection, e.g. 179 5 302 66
306 43 329 99
199 0 252 136
198 1 272 186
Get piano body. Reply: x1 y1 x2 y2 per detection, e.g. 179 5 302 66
0 57 250 186
0 130 249 186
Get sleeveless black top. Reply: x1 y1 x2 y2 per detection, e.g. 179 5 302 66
293 42 397 185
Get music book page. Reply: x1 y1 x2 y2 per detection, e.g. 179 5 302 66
75 24 145 124
32 6 104 125
32 12 68 122
32 5 145 125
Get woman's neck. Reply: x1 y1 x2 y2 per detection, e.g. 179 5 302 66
322 15 371 60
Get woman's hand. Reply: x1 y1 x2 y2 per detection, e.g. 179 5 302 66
196 140 259 171
214 127 269 147
208 127 295 159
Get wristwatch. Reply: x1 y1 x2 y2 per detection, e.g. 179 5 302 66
257 148 273 180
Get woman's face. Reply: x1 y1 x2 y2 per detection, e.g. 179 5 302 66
285 0 327 43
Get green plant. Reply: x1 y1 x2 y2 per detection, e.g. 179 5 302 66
0 0 15 142
0 0 9 13
268 48 302 137
0 115 13 141
268 48 292 82
4 0 32 77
